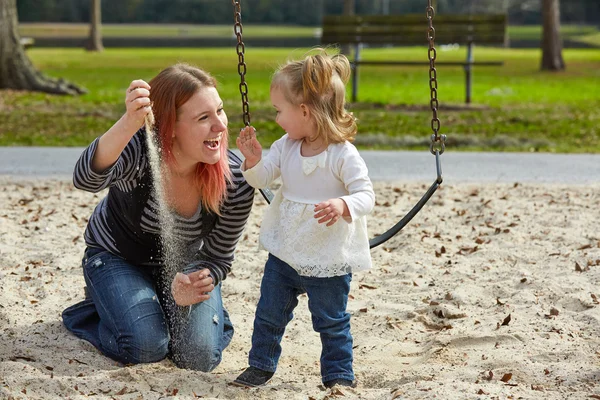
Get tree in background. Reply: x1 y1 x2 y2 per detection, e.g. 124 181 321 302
541 0 565 70
0 0 86 94
86 0 104 51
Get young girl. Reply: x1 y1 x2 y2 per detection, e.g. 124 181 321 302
234 50 375 388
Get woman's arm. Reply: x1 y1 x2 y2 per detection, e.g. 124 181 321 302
187 170 255 286
92 80 152 173
73 80 151 193
73 130 147 193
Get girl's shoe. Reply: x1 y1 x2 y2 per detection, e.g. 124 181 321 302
232 366 274 387
324 379 355 388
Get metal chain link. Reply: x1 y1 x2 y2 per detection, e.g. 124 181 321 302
426 1 446 155
232 0 251 126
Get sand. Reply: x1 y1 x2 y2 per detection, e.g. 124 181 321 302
1 177 599 400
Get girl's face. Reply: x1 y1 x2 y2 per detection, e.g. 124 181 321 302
270 86 311 141
172 87 228 167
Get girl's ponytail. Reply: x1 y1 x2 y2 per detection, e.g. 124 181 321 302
301 54 333 102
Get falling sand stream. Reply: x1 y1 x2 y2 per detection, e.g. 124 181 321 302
143 112 182 272
144 111 190 358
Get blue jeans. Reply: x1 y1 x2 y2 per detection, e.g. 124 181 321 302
249 254 354 383
62 247 233 371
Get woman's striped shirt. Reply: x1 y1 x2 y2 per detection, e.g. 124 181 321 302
73 129 255 286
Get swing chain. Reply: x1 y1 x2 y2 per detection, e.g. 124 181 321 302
232 0 251 126
426 1 446 155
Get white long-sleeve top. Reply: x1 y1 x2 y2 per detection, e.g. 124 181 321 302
242 134 375 277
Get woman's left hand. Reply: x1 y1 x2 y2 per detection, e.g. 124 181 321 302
171 269 214 306
314 198 348 227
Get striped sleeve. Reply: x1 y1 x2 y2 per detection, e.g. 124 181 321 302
73 133 146 193
193 169 255 286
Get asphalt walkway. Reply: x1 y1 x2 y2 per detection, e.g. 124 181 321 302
0 147 598 184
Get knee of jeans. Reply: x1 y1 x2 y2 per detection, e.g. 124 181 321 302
312 314 351 335
123 333 170 364
172 345 222 372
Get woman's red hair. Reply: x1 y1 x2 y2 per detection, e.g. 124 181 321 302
149 63 231 215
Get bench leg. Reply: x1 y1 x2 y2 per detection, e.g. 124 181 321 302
351 63 358 102
351 43 361 102
465 66 472 104
464 42 474 104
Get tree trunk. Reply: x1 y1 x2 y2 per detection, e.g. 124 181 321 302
86 0 103 51
341 0 354 56
0 0 86 94
541 0 565 71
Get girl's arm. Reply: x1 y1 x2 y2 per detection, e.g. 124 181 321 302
314 144 374 226
240 134 286 189
336 144 375 221
236 126 262 169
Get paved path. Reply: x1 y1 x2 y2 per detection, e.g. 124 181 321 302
0 147 598 184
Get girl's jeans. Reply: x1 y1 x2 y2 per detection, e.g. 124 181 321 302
249 254 354 383
62 247 233 371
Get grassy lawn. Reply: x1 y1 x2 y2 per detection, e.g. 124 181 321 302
18 23 321 39
19 23 600 47
0 47 599 152
508 24 600 46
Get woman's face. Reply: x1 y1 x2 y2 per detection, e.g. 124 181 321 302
172 86 227 167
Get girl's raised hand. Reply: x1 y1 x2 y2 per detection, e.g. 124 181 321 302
236 126 262 169
124 79 152 128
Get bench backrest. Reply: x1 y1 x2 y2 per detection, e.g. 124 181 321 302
321 14 507 46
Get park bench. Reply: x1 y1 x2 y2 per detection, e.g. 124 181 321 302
20 37 35 49
321 14 508 104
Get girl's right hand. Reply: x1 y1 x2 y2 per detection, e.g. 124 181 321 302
236 126 263 169
124 79 152 128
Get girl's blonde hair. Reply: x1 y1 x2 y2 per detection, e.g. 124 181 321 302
271 49 357 145
149 63 231 215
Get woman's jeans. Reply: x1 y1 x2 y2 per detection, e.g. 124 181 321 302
62 247 233 371
249 254 354 383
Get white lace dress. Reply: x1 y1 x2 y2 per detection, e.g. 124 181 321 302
242 135 375 278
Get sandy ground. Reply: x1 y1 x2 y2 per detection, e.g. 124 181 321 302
1 177 599 400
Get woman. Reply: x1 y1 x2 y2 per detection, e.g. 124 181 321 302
62 63 255 372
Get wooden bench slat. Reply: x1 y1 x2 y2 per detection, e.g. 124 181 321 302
321 34 507 45
353 61 504 66
323 14 506 25
322 31 508 39
321 13 507 46
322 27 507 36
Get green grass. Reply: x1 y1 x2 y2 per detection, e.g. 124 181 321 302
508 24 600 46
19 23 600 46
1 47 599 152
18 23 320 39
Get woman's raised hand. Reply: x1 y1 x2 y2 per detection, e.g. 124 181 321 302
124 79 152 128
236 126 263 169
